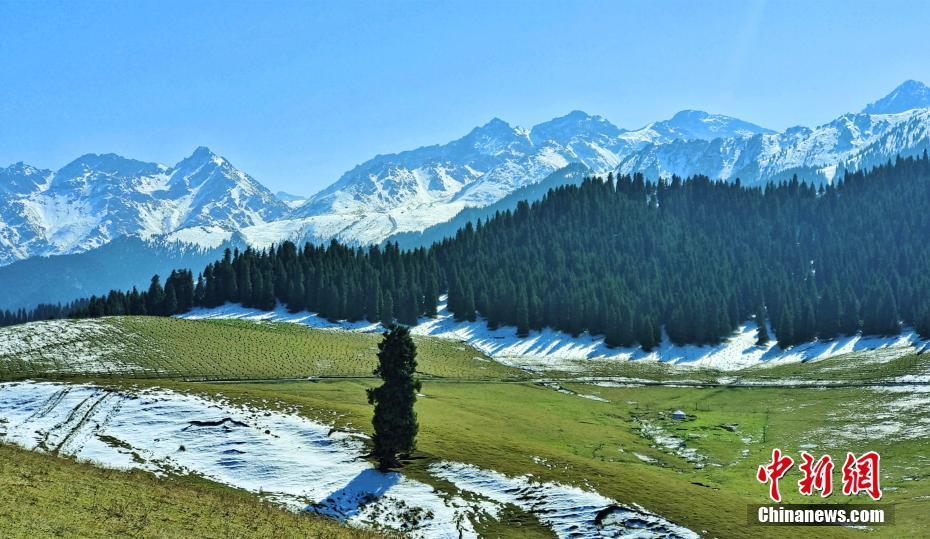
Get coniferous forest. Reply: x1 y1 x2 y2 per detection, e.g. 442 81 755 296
14 152 930 351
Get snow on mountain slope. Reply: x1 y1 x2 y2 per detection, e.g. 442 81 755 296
617 108 929 184
387 163 591 249
275 190 309 208
4 80 930 266
282 110 769 245
0 147 287 265
284 82 929 246
617 109 773 147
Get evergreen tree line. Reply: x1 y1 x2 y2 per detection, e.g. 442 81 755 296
433 152 930 349
25 151 930 350
67 270 196 319
0 301 86 328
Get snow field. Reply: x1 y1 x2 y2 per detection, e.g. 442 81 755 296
0 381 695 538
429 461 698 538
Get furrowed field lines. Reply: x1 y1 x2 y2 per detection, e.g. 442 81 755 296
0 317 526 382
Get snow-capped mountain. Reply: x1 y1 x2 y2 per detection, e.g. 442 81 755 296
617 109 774 147
275 191 309 208
277 109 771 245
3 80 930 274
0 147 286 266
616 106 930 184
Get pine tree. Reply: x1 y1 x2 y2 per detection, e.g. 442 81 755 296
638 316 658 352
259 271 276 310
194 273 205 306
381 291 394 327
424 276 439 317
915 302 930 340
462 284 477 322
515 289 530 338
366 280 382 323
239 263 253 307
777 305 795 349
863 282 900 336
755 305 769 345
163 283 178 315
366 325 420 470
397 290 419 326
146 275 165 316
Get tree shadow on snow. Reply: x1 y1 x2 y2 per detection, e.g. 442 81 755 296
305 468 401 520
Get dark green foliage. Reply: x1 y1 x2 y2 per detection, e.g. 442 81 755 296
381 291 394 327
366 325 420 470
0 302 78 327
19 154 930 351
146 275 165 316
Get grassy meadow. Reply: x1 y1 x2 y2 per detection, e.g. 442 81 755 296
1 315 928 537
141 378 926 538
0 316 526 381
0 443 379 538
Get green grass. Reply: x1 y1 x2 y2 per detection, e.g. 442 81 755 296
3 316 928 537
136 378 927 539
0 316 527 381
0 443 379 538
732 349 930 383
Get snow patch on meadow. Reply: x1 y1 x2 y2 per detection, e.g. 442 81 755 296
180 299 928 372
0 381 471 537
0 381 695 538
429 461 698 538
637 420 705 467
813 385 930 444
0 319 143 376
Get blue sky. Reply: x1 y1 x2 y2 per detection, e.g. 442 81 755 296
1 0 928 195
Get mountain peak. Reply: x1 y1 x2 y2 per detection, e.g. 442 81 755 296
0 162 50 195
652 110 772 140
178 146 227 168
540 110 605 124
459 117 528 145
477 117 513 131
191 145 216 157
863 80 930 115
57 152 161 178
564 109 595 119
3 161 41 175
669 109 711 121
530 110 623 144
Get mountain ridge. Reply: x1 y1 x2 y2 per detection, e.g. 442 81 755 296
0 147 286 266
2 80 930 274
862 80 930 115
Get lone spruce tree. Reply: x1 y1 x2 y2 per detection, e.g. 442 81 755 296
367 325 421 470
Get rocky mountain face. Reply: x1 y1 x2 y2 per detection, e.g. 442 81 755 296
284 108 774 245
0 147 287 266
2 80 930 275
616 104 930 184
